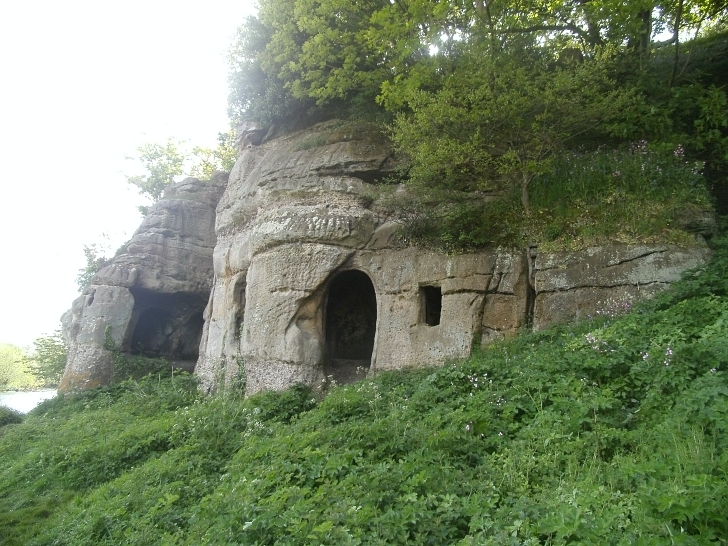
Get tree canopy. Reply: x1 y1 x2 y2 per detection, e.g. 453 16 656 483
125 138 187 204
229 0 727 123
228 0 728 244
0 344 36 391
0 333 67 391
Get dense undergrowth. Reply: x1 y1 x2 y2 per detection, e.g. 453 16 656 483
1 240 727 545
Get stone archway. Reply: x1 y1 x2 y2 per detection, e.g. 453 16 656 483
324 270 377 384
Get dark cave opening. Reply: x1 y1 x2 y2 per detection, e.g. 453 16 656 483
127 289 206 366
130 307 172 357
324 270 377 384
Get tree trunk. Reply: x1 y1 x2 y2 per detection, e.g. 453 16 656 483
521 172 531 215
627 9 653 65
669 0 684 88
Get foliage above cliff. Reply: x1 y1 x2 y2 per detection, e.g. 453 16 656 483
1 238 727 544
228 0 727 246
228 0 727 124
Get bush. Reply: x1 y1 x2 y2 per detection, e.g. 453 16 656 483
0 405 22 428
0 343 38 391
27 331 67 387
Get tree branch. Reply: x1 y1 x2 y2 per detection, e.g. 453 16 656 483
500 23 590 41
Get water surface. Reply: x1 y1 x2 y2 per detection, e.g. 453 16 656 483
0 389 57 413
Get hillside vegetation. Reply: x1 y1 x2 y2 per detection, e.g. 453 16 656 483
1 238 726 545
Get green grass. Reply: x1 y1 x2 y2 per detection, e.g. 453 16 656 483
1 240 727 545
526 145 713 250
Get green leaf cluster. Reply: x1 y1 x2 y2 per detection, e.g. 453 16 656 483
75 243 113 292
0 333 67 392
0 344 37 391
125 138 187 204
124 133 237 213
189 132 237 181
26 331 67 387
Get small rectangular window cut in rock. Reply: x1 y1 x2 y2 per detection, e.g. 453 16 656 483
420 286 442 327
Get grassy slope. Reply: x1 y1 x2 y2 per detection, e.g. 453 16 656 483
1 241 727 545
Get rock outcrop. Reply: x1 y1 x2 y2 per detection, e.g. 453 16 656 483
59 175 227 391
194 120 711 395
59 120 711 394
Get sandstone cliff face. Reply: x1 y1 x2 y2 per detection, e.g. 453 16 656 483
59 175 227 391
195 120 710 395
59 120 711 394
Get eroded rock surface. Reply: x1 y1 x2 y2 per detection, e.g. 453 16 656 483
198 120 710 395
59 175 227 391
58 120 711 394
533 245 711 329
198 120 704 396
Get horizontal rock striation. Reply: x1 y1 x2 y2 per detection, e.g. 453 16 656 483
533 245 711 329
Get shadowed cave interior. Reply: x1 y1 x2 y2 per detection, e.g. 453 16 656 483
324 270 377 384
127 288 207 372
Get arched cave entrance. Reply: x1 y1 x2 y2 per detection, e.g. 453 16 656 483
127 289 206 372
324 269 377 384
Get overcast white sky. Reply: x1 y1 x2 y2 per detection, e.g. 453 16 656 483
0 0 257 348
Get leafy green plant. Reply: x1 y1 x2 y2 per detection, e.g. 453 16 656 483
75 243 113 291
0 343 37 391
125 138 187 205
103 325 169 382
0 405 22 428
27 331 67 387
396 141 713 251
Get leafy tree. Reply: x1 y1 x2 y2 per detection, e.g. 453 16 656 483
189 131 238 180
0 344 37 391
126 133 240 215
228 14 306 125
261 0 387 105
229 0 727 121
226 0 726 242
76 243 112 292
391 51 632 213
27 332 67 387
125 138 187 205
